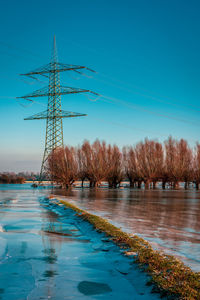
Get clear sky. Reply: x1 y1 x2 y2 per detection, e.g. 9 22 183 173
0 0 200 172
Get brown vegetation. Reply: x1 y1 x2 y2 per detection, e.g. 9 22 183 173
47 137 198 189
193 143 200 190
47 147 78 188
0 174 25 184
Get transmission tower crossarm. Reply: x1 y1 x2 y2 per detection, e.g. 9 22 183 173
17 86 99 100
24 109 87 120
20 62 96 77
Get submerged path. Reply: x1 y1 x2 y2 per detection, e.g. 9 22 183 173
0 186 161 299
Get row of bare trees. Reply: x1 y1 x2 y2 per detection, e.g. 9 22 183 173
47 137 200 189
0 174 25 184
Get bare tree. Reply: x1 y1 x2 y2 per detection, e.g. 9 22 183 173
164 137 193 189
176 139 193 189
81 140 108 187
81 140 93 186
164 137 179 189
47 146 78 188
123 146 140 187
105 144 124 188
77 146 87 187
135 139 163 189
0 174 25 184
46 137 196 190
193 143 200 189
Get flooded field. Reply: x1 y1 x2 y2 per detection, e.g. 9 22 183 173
0 184 161 299
55 188 200 272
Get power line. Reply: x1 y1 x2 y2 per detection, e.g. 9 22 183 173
94 73 200 114
98 94 200 127
0 41 45 62
2 38 199 115
88 116 161 136
59 37 200 113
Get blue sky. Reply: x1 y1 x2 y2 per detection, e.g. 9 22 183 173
0 0 200 172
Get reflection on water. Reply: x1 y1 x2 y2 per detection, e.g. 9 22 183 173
0 185 70 299
0 183 199 299
55 188 200 271
0 184 162 300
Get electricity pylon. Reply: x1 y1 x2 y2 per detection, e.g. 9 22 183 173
17 36 98 181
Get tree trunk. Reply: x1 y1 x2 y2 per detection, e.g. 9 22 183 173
172 181 179 189
95 181 101 187
144 180 150 189
137 180 142 189
152 181 157 189
109 181 118 188
162 181 166 189
129 180 135 188
89 181 95 188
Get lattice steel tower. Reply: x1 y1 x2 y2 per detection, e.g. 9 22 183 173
17 36 97 181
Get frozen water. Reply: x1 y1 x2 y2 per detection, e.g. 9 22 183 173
0 184 162 299
55 188 200 271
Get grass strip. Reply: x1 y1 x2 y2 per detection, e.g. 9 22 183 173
56 198 200 299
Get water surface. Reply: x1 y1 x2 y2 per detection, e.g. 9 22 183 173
0 184 160 299
55 188 200 271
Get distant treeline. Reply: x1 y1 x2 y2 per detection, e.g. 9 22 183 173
0 172 41 184
47 137 200 189
16 172 40 181
0 174 26 184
